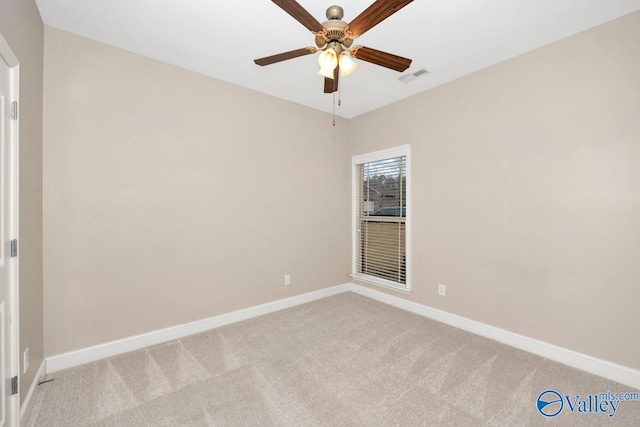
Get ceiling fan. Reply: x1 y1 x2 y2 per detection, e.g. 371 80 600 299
254 0 414 94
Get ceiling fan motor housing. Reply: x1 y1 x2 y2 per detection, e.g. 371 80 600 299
317 5 353 49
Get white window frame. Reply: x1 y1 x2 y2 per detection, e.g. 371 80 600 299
351 145 411 293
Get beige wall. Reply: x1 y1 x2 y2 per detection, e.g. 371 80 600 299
43 27 350 356
349 11 640 370
0 0 44 405
43 11 640 374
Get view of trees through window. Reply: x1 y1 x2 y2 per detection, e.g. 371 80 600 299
363 171 407 216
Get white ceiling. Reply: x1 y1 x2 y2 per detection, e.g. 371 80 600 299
35 0 640 118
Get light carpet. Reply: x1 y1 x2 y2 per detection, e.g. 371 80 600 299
26 293 640 426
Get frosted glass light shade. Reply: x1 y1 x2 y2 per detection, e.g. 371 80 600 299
339 54 357 77
317 48 338 79
317 65 336 79
318 48 338 68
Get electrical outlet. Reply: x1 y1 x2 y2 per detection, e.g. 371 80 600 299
284 274 291 286
23 348 29 374
438 284 446 297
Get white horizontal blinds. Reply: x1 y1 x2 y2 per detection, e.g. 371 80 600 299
356 156 406 285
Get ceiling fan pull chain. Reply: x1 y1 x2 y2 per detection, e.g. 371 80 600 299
332 92 336 126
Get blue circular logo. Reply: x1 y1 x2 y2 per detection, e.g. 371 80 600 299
537 390 564 417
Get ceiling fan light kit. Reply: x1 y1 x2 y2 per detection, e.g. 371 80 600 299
254 0 414 93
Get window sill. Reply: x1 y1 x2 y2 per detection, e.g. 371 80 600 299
350 273 410 294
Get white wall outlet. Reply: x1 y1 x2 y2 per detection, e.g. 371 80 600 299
438 284 446 297
284 274 291 286
23 348 29 374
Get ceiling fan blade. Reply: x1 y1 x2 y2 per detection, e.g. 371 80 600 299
271 0 325 33
351 46 412 72
254 47 317 66
347 0 413 37
324 66 339 93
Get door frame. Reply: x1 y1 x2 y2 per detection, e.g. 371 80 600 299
0 33 21 426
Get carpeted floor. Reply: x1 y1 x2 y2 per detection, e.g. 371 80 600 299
26 292 639 426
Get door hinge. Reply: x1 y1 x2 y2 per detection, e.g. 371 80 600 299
10 239 17 257
11 101 18 120
11 376 18 395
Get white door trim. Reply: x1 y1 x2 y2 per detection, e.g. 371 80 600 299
0 33 21 427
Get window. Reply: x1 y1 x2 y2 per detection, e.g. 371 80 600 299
352 145 410 293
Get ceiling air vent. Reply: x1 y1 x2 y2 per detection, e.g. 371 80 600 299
399 68 429 83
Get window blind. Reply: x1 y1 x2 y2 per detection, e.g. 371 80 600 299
355 155 407 285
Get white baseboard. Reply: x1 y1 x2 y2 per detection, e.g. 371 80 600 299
44 281 639 391
349 283 640 390
46 284 351 373
20 360 46 427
